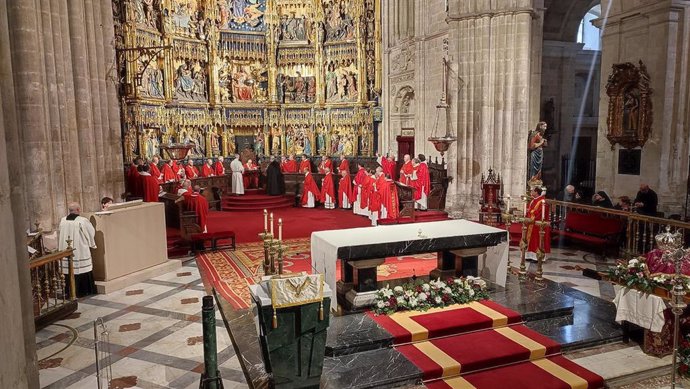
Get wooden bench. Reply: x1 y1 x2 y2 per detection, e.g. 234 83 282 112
552 211 625 256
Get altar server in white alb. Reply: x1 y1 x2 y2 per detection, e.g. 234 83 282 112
58 202 97 297
230 154 245 195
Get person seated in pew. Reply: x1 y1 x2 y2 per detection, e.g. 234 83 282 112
139 164 160 203
301 170 320 208
185 185 209 233
214 156 225 176
184 159 199 179
592 191 614 208
150 156 163 183
320 167 336 209
161 159 178 183
177 179 192 196
299 154 312 174
339 168 353 209
201 158 215 177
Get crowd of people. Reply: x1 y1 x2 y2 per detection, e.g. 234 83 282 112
558 183 659 216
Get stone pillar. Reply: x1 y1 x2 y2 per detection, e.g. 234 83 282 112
595 0 690 215
446 0 544 217
0 0 39 387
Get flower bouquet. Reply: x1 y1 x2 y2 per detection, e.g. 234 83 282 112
608 257 655 292
372 277 489 315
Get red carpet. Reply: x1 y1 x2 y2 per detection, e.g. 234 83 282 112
196 238 438 309
221 194 294 212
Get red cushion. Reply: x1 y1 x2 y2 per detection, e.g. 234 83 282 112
564 212 624 237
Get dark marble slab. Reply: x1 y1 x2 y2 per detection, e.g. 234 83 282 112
321 348 423 389
326 312 393 356
337 230 506 261
489 275 576 321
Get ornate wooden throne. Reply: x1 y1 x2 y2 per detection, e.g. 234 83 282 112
479 168 503 226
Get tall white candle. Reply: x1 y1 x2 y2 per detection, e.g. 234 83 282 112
263 209 268 231
507 195 511 212
278 218 283 241
523 200 527 216
542 200 546 220
270 213 274 235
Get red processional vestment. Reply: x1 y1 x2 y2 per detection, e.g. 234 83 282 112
376 175 399 219
352 167 367 198
399 161 414 185
360 175 375 209
318 159 333 174
320 172 335 203
150 162 163 183
338 173 353 207
201 164 215 177
526 194 551 253
127 164 141 196
301 172 321 206
214 161 225 176
413 163 431 200
299 159 312 174
243 163 259 188
284 160 298 173
186 193 209 232
339 159 350 174
140 173 160 203
162 163 177 182
185 165 199 179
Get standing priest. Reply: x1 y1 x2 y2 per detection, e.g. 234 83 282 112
58 202 97 297
265 157 285 195
230 154 245 195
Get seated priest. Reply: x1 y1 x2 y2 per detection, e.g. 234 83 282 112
352 162 368 216
161 159 178 183
139 164 160 202
58 202 97 297
299 154 312 174
127 158 143 197
412 156 431 211
214 156 226 176
525 186 551 262
339 154 350 175
320 167 336 209
184 159 199 179
265 157 285 196
230 154 245 195
185 186 209 233
177 179 192 196
201 158 215 177
318 156 333 174
399 154 413 185
338 168 353 209
243 159 259 188
301 170 320 208
150 156 163 183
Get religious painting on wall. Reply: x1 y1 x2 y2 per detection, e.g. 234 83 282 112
278 72 316 104
228 62 268 103
325 61 358 103
133 0 161 30
279 14 309 43
166 0 207 38
323 0 355 42
138 55 165 99
605 61 653 150
224 0 266 31
173 59 209 102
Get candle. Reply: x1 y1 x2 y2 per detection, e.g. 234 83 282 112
278 218 283 241
523 200 527 216
263 209 268 232
270 212 274 236
541 200 546 220
507 195 511 212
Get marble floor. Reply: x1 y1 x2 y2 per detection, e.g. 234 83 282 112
36 260 248 389
35 245 671 388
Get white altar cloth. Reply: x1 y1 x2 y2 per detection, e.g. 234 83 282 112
613 286 668 333
310 220 506 306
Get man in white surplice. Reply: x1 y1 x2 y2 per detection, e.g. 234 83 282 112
58 202 97 297
230 154 245 195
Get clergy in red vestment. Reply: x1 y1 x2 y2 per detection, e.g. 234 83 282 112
299 155 312 174
338 155 350 175
411 157 431 210
280 156 289 172
301 171 320 208
399 154 414 185
525 186 551 262
243 159 259 188
177 179 192 196
320 168 336 209
376 153 394 179
150 156 163 183
161 159 178 182
318 156 333 174
186 186 209 233
184 159 199 179
201 158 215 177
352 163 368 216
338 169 353 209
285 155 298 173
138 164 160 203
127 158 143 197
214 156 226 176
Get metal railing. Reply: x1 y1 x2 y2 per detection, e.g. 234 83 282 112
29 248 76 319
547 200 690 258
94 318 113 389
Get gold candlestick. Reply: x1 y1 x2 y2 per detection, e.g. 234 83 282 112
535 220 548 281
501 211 513 269
258 231 274 276
517 216 532 277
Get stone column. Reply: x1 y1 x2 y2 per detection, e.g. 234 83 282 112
0 0 39 386
595 0 690 214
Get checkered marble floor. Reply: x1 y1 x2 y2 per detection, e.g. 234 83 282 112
36 261 248 389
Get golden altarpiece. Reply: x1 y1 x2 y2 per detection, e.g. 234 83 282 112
113 0 381 163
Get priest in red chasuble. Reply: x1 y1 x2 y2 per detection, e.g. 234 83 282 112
412 156 431 210
139 164 160 203
299 155 312 174
214 156 226 176
376 153 394 179
338 154 350 175
184 159 199 179
150 156 163 183
127 158 142 197
399 154 414 185
301 170 320 208
201 158 215 177
161 159 178 182
284 155 298 173
186 186 209 233
320 167 336 209
318 156 333 174
243 159 259 188
352 163 368 216
338 169 353 209
376 169 400 220
525 186 551 262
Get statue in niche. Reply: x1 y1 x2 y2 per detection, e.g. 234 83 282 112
324 0 354 41
231 64 254 101
326 63 358 103
223 128 236 156
175 60 207 101
325 62 338 101
280 14 308 42
294 72 306 103
338 135 345 154
303 128 312 155
316 126 326 154
605 61 653 149
330 134 339 155
306 77 316 103
191 129 205 157
623 90 640 133
217 0 230 28
124 128 138 163
271 125 281 153
175 62 193 96
143 129 160 159
347 72 357 99
255 131 264 155
210 128 221 155
217 56 232 102
343 134 354 156
286 126 295 155
228 0 265 30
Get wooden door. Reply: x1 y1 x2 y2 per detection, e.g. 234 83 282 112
396 135 414 181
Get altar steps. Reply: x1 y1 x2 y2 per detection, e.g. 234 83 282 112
221 193 294 211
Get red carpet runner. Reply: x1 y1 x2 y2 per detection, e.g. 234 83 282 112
369 301 603 389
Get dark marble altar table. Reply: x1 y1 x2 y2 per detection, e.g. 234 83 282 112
310 220 507 309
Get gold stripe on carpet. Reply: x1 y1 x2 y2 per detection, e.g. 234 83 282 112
465 301 508 327
532 359 589 389
494 327 547 359
413 342 461 377
390 314 430 342
442 376 477 389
